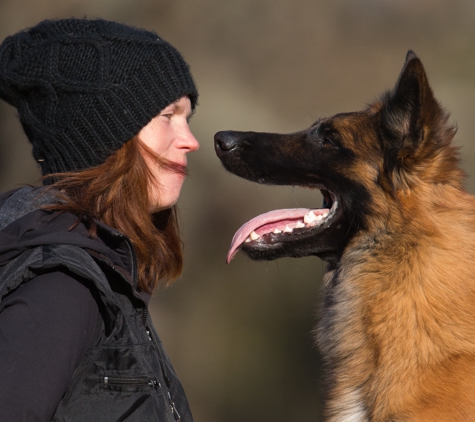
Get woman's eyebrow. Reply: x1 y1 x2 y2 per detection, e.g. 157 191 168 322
170 100 185 113
172 100 195 122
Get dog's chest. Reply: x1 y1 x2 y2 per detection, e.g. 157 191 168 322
338 408 368 422
330 392 368 422
318 268 375 422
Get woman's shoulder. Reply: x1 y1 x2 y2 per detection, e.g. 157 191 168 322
0 186 23 202
0 186 136 299
0 186 56 230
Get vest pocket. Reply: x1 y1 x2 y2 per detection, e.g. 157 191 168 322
102 376 160 391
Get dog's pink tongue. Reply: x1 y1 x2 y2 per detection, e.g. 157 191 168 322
227 208 316 264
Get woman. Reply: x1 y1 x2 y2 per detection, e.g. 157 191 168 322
0 18 199 421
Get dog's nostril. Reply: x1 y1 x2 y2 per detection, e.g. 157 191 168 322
214 131 238 155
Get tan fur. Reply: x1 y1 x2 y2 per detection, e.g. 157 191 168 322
317 92 475 421
319 184 475 421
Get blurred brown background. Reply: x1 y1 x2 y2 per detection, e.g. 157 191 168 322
1 1 475 421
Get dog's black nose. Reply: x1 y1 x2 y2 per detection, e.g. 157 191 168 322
214 131 238 157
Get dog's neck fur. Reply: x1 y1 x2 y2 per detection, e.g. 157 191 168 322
318 179 475 421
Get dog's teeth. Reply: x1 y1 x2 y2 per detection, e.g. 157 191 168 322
273 228 282 234
284 225 293 233
316 214 323 221
250 231 260 240
322 212 328 219
304 211 317 224
245 238 251 243
295 221 305 228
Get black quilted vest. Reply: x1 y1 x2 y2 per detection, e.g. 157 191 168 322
0 187 194 421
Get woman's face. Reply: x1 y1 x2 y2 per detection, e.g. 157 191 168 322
138 96 199 213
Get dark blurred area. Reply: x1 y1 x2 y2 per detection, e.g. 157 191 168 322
1 1 475 421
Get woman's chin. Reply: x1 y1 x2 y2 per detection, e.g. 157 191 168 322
149 198 178 214
148 179 184 213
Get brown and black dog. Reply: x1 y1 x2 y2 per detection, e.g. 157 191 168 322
215 52 475 421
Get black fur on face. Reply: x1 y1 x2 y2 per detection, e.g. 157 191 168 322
214 116 376 264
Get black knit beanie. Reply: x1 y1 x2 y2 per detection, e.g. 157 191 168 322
0 18 198 176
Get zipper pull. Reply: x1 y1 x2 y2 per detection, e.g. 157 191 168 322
145 326 152 341
148 379 161 388
167 391 181 421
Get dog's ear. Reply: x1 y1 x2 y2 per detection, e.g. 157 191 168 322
383 51 435 148
380 51 440 154
378 52 460 190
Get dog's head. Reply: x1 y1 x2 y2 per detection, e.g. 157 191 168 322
215 51 462 265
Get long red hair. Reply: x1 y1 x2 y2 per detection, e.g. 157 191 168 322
44 136 186 293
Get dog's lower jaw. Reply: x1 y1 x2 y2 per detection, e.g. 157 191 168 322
240 240 343 264
233 205 354 264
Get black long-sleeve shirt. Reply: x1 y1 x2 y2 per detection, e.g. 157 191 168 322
0 271 99 421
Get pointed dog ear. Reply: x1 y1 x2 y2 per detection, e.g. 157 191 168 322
381 51 440 153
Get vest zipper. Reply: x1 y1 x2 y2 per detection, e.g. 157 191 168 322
167 391 182 421
103 376 161 388
114 233 181 422
143 309 181 421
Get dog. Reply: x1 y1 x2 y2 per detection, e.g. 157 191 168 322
214 51 475 421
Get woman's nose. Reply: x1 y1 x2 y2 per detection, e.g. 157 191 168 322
182 125 199 152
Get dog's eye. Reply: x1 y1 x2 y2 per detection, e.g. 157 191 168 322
316 126 340 149
322 137 336 148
